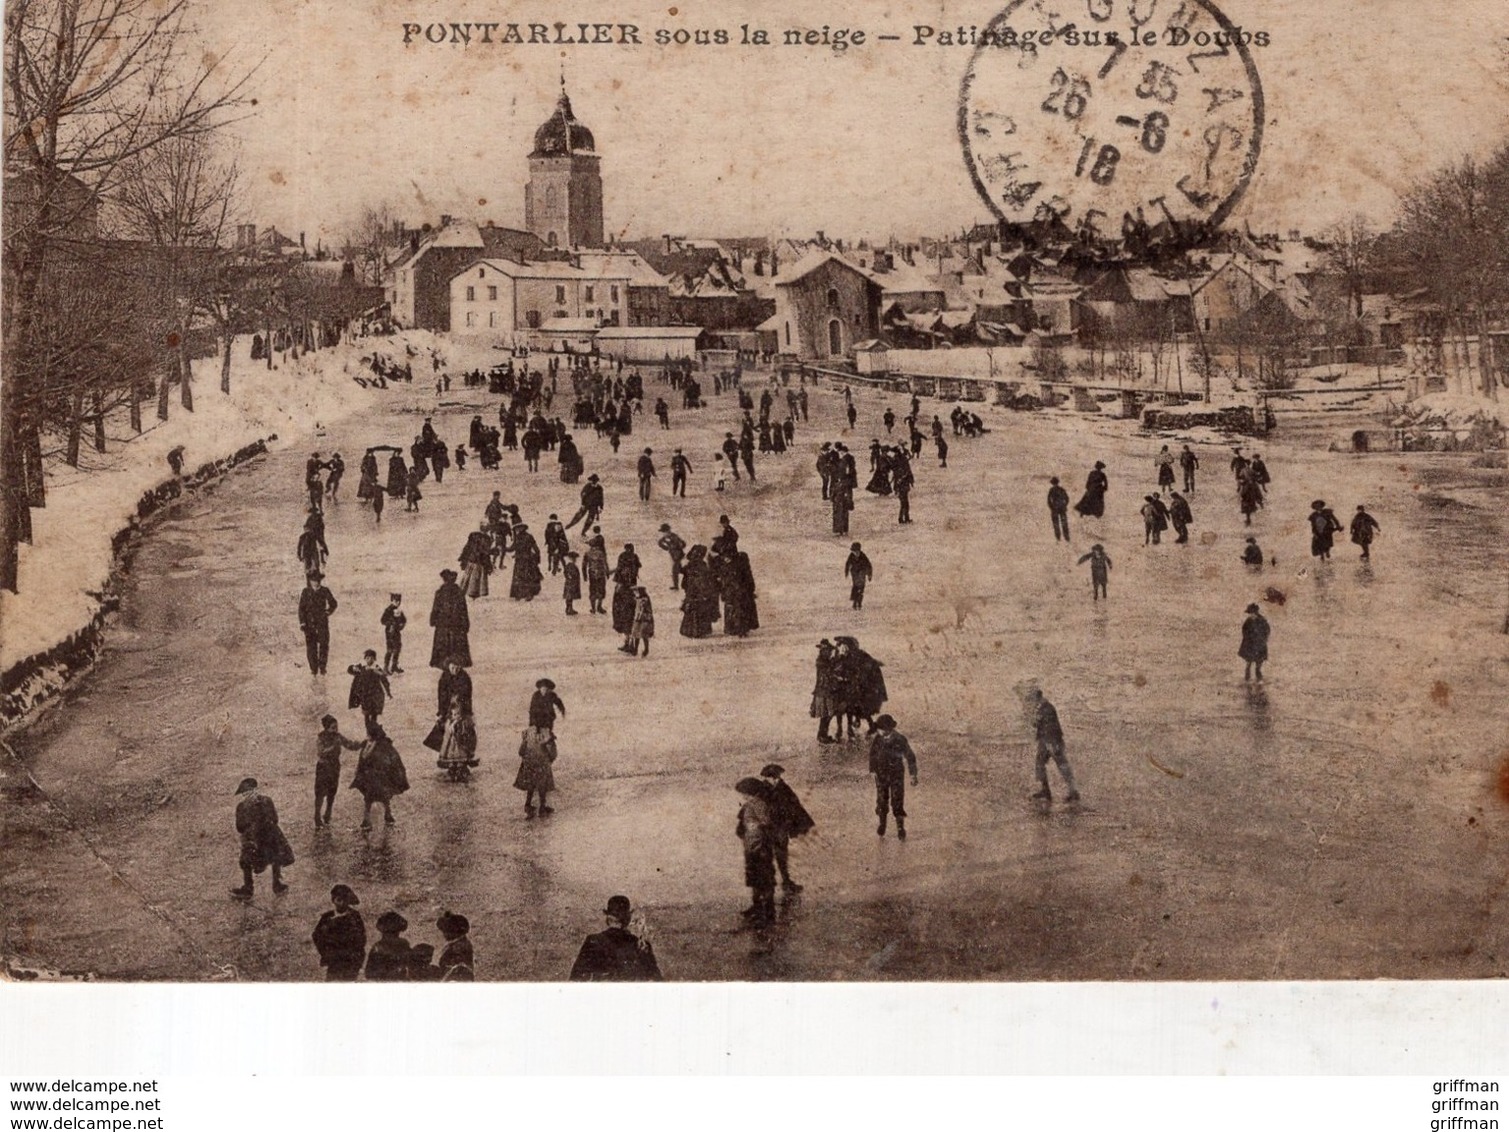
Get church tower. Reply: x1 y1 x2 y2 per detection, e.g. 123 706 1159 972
524 83 604 250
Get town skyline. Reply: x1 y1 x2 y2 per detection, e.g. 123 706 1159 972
198 0 1509 249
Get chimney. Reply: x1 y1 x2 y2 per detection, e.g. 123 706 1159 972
663 234 672 256
816 230 825 246
440 214 453 228
392 218 405 237
299 231 306 252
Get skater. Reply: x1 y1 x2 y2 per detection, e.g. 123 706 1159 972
844 542 873 610
364 912 413 981
1075 462 1109 518
311 884 366 980
734 777 778 926
436 655 474 720
564 475 604 530
459 523 493 598
350 720 409 830
544 514 568 575
1141 494 1168 545
1239 602 1270 681
230 777 294 898
569 895 663 981
760 763 814 894
812 639 841 743
868 714 918 839
1047 477 1071 541
509 524 543 601
1239 471 1264 525
583 536 610 615
1168 490 1194 544
894 457 913 524
404 466 423 512
515 725 556 817
296 517 327 577
562 550 582 615
1179 444 1199 492
1076 544 1112 602
657 524 686 590
1308 500 1343 561
1242 536 1264 568
314 714 362 828
345 649 390 730
637 448 656 500
428 569 471 668
380 594 405 674
626 586 655 656
670 448 692 497
831 471 854 536
435 696 477 783
610 543 642 634
298 571 338 675
935 432 948 468
1155 444 1176 491
528 677 566 735
1350 505 1381 559
1027 688 1079 804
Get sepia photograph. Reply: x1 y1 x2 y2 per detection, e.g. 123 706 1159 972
2 0 1508 997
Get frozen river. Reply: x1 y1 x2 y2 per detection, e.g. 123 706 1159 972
3 375 1507 980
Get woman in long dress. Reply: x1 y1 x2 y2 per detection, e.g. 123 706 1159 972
679 545 718 638
350 722 410 829
428 570 471 668
386 452 408 498
459 524 493 599
514 725 557 818
357 450 380 502
1074 461 1108 518
509 524 543 601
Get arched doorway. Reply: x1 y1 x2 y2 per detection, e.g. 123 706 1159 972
827 318 843 357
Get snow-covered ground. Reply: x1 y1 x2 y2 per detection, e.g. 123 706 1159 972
0 330 460 681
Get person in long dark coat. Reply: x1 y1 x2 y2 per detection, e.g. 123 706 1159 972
720 550 759 637
350 720 409 829
760 763 814 893
1239 602 1270 681
312 884 366 980
811 639 842 742
836 637 887 733
583 537 610 615
428 570 471 668
569 895 663 981
1075 461 1108 517
386 452 408 498
509 524 543 600
1349 505 1381 559
459 524 493 599
679 545 718 638
831 475 854 535
1308 500 1343 560
230 777 294 898
514 725 557 816
357 450 380 502
735 777 777 926
558 434 583 483
610 544 642 633
1168 491 1194 543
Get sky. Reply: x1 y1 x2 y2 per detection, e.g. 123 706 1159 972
192 0 1509 248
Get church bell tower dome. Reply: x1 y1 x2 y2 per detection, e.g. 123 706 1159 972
531 91 596 157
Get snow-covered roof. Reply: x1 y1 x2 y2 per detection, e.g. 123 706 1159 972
774 251 879 287
873 261 945 296
576 251 667 288
594 326 704 340
464 258 587 281
540 317 599 332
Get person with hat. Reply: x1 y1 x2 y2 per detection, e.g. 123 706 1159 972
721 432 742 480
435 911 475 980
544 513 569 575
817 442 835 500
1076 544 1112 602
312 885 366 980
1047 476 1071 541
655 396 671 430
1074 461 1109 519
364 911 413 981
670 448 692 497
867 714 918 838
528 678 566 734
811 639 841 743
1349 504 1381 560
1026 688 1079 805
1239 602 1270 681
297 571 338 675
380 594 406 675
296 513 328 577
583 535 610 615
509 522 543 601
561 549 582 615
1140 494 1169 546
656 523 687 591
1155 444 1176 492
760 764 815 894
1241 535 1265 568
734 777 778 926
231 777 294 898
637 447 657 501
1179 444 1199 493
1307 500 1343 560
350 720 409 830
436 656 474 719
564 474 604 530
306 452 325 513
1167 490 1194 544
459 522 493 599
610 543 642 634
515 724 557 817
428 569 471 668
844 541 873 610
893 449 914 524
569 896 663 981
346 649 391 730
315 714 363 827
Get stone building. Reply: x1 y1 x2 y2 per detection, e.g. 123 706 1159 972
524 85 604 250
770 253 882 360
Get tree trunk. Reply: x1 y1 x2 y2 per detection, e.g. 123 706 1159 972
92 389 106 453
179 334 194 411
66 390 84 467
23 424 45 509
158 360 173 421
130 382 143 433
221 330 233 394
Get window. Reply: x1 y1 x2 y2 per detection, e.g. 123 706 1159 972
556 285 566 304
547 231 558 247
784 322 791 346
478 267 485 278
488 311 496 328
826 287 840 310
585 285 595 302
526 310 542 329
487 286 498 301
465 286 475 301
611 285 619 303
465 311 475 328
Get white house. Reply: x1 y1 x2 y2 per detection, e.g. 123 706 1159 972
448 257 632 339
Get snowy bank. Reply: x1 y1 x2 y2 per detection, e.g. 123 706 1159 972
1392 392 1506 450
0 330 450 729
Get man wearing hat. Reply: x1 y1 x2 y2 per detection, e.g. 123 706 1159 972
231 777 294 898
1307 500 1343 560
637 447 657 501
569 895 663 981
1349 504 1381 560
1239 602 1270 681
529 678 566 734
298 571 338 675
312 885 366 980
844 542 873 610
670 448 692 497
811 639 841 743
364 911 413 980
656 523 686 591
1047 476 1071 541
564 474 605 530
761 764 815 893
867 714 918 838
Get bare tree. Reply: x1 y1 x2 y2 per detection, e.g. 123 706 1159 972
1 0 251 591
343 203 403 287
1321 214 1374 322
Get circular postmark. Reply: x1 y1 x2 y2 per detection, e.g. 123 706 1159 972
960 0 1263 239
